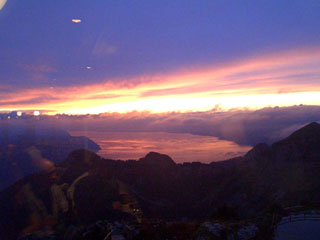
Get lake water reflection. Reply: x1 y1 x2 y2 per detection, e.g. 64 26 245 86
70 131 251 163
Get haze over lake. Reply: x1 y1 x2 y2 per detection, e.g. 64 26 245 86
70 131 251 163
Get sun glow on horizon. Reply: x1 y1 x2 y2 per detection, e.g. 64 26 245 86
1 47 320 115
61 91 320 115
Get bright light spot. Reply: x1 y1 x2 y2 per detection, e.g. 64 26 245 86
0 0 7 10
86 66 92 70
72 19 82 23
33 111 40 116
17 111 22 117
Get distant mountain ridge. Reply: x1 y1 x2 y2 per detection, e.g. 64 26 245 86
1 122 320 239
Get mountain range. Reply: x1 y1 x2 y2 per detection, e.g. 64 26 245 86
1 122 320 239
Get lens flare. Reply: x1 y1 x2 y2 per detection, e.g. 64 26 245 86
72 19 82 23
0 0 7 10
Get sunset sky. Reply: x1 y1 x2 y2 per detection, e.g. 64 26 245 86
1 0 320 114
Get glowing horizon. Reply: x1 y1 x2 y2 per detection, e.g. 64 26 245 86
1 47 320 115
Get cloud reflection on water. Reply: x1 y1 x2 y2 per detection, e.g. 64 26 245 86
70 131 251 163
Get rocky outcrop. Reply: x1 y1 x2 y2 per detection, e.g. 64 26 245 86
138 152 176 168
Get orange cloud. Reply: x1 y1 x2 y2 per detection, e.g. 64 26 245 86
1 47 320 114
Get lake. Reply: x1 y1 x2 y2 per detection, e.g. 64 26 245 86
70 131 251 163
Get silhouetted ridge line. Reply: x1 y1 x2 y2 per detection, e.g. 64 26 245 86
139 152 176 167
1 122 320 239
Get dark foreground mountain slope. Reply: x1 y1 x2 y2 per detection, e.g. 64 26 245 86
1 122 320 239
0 125 100 190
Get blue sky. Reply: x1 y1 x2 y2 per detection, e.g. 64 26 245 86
1 0 320 113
